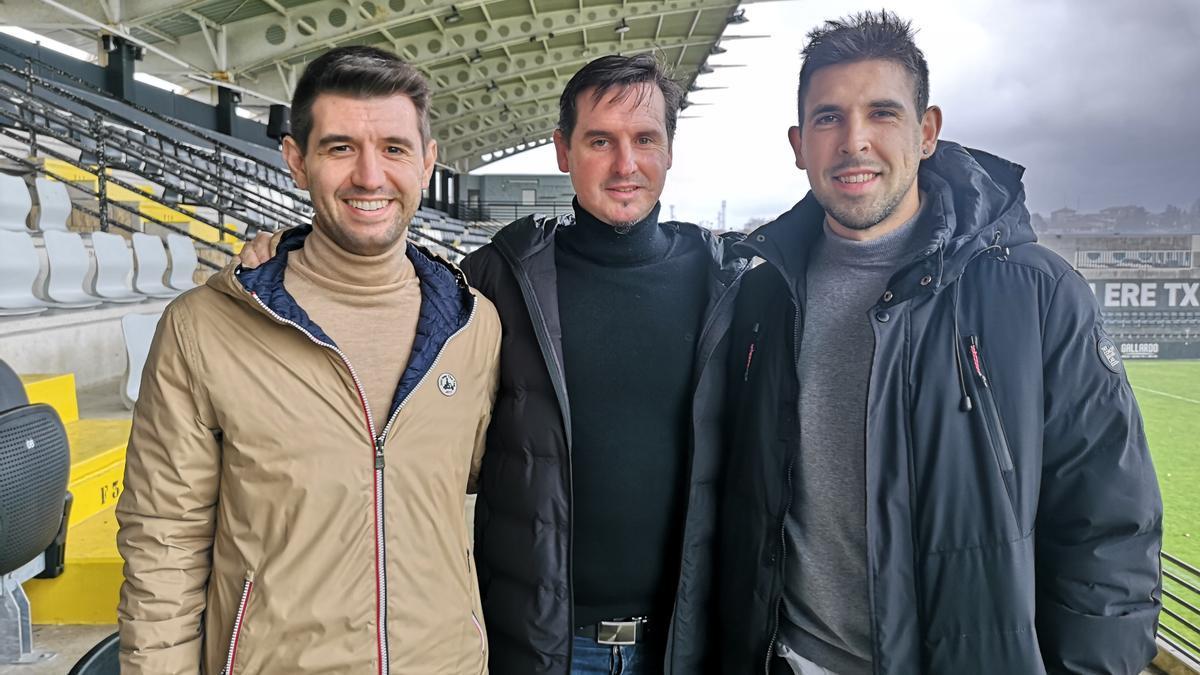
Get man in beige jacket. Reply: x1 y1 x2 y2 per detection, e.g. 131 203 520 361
116 46 501 674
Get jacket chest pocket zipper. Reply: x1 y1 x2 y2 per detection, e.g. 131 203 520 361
222 572 254 675
965 336 1019 523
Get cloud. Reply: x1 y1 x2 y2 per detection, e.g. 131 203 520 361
479 0 1200 226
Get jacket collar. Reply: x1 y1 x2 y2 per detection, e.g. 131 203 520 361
210 225 473 347
491 204 748 286
740 141 1035 298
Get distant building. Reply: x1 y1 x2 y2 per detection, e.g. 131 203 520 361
459 174 574 222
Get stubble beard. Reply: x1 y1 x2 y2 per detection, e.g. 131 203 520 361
315 206 409 256
822 188 908 231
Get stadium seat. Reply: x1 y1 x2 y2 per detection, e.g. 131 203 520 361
89 232 145 303
131 233 178 299
32 178 72 232
67 632 118 675
166 234 199 291
0 231 49 316
121 312 162 408
41 231 102 309
0 173 32 232
0 360 70 664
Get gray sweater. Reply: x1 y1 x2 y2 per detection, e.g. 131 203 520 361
779 202 929 675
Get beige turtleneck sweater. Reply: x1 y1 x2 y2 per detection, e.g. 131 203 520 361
284 225 422 423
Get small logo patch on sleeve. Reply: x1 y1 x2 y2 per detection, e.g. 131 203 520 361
1097 336 1123 374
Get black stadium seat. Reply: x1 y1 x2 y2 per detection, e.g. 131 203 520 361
0 359 71 664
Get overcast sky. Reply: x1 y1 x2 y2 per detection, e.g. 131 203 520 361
476 0 1200 229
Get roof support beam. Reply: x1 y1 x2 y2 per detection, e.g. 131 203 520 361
98 0 121 24
224 0 737 82
259 0 290 18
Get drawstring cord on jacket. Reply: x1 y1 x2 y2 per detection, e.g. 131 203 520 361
951 231 1008 413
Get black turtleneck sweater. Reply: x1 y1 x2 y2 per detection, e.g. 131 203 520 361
557 201 711 627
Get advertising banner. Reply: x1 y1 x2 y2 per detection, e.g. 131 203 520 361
1087 279 1200 310
1114 340 1200 360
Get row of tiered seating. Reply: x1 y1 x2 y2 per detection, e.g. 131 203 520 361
1102 310 1200 328
0 171 197 316
412 206 493 258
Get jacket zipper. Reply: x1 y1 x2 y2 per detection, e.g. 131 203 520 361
248 291 389 672
664 267 745 669
222 571 254 675
466 549 486 656
247 290 475 673
967 335 1014 472
966 335 1020 528
763 305 802 674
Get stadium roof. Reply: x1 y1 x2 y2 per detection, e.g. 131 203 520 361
5 0 760 170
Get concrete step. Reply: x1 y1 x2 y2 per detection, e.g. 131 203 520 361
64 418 129 527
25 508 122 625
21 373 79 423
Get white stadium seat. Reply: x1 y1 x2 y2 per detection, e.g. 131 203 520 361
0 173 32 232
0 231 48 316
165 234 199 291
33 178 72 231
131 233 178 298
89 232 145 303
41 230 101 308
121 311 162 408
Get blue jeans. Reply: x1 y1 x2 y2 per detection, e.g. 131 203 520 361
571 635 659 675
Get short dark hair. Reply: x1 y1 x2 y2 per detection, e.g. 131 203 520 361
797 11 929 123
289 45 432 153
557 54 684 145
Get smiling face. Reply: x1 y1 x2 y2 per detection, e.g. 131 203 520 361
553 82 673 229
282 92 437 256
790 58 941 240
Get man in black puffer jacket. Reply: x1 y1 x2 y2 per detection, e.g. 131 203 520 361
720 11 1162 675
462 54 745 675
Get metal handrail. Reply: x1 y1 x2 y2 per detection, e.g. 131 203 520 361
1 68 309 227
0 122 247 243
456 199 574 223
0 40 301 194
0 146 229 268
1161 551 1200 669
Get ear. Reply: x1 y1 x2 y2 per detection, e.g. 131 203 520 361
282 135 309 190
787 125 806 170
920 105 943 157
553 129 570 174
421 139 439 189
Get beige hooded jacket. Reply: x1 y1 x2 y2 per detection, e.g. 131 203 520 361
117 235 501 675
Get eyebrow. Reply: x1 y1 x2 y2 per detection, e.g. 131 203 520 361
316 134 418 149
579 128 664 140
808 98 908 118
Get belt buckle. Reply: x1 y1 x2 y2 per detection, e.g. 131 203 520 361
596 620 638 646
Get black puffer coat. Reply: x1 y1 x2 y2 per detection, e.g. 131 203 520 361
719 142 1162 674
461 214 746 675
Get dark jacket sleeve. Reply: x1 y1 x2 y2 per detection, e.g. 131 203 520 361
1034 269 1162 675
459 245 493 294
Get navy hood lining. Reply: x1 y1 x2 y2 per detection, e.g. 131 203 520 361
236 225 473 426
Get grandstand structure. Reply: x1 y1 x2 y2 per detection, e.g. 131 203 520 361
1037 219 1200 360
0 0 749 668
